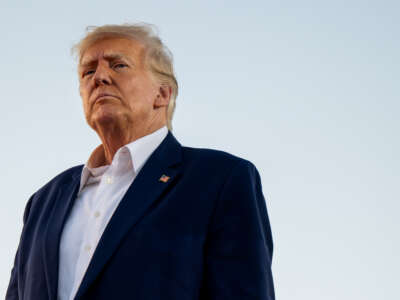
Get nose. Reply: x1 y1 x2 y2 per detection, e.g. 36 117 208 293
93 64 111 86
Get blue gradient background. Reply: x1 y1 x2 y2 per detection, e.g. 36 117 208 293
1 1 399 299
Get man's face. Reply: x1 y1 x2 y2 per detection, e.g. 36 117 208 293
78 38 161 133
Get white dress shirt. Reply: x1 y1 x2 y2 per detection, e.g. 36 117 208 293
57 126 168 300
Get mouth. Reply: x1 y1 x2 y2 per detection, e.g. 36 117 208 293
93 93 120 105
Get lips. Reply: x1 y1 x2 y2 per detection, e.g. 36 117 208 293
93 93 120 106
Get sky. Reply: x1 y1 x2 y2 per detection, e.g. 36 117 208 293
1 0 399 299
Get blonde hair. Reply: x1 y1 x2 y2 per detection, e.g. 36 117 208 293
72 23 178 131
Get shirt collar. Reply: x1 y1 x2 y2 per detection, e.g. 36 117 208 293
78 126 168 194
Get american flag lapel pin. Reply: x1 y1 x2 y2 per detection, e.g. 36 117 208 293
159 174 170 183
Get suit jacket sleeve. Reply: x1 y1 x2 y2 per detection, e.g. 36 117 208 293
6 193 35 300
200 160 275 299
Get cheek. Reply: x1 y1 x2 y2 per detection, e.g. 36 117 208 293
118 75 158 114
79 85 90 111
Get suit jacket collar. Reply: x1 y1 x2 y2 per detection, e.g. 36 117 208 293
42 130 183 300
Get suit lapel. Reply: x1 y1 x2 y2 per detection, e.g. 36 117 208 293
74 131 183 300
42 169 82 300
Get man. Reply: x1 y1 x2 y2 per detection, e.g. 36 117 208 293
6 23 275 300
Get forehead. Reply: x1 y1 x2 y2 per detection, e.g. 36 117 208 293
79 37 145 66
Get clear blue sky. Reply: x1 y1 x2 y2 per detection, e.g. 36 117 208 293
1 1 399 299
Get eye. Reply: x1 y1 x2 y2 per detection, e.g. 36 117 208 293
113 63 127 69
82 70 95 77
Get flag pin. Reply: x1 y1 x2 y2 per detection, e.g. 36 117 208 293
159 174 170 183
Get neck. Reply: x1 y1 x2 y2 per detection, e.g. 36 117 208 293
94 121 166 165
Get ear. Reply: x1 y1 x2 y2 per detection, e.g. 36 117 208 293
154 85 172 108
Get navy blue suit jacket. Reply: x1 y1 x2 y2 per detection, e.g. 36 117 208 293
6 131 275 300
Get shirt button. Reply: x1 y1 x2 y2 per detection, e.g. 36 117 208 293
94 211 100 218
84 245 91 252
105 176 113 184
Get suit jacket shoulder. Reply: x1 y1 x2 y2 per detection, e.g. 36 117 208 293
25 165 83 221
181 145 257 177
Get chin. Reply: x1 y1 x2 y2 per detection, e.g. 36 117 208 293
91 107 128 128
91 109 117 124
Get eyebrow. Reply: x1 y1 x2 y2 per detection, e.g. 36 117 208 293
80 53 134 69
